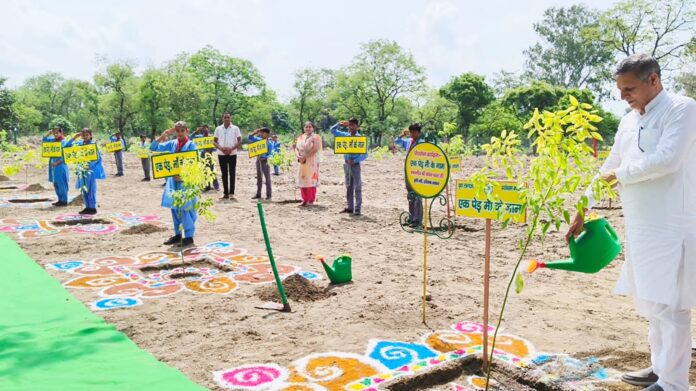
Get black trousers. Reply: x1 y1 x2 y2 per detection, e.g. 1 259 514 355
218 154 237 196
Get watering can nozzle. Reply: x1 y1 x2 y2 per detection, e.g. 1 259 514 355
527 258 546 274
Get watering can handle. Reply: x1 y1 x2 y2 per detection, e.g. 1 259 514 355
568 230 585 259
605 221 620 243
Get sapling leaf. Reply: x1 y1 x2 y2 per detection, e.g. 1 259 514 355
515 272 524 294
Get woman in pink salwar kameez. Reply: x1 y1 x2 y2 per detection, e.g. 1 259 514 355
295 121 322 206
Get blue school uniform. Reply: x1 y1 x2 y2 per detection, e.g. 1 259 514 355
44 136 70 203
66 139 105 209
150 138 198 238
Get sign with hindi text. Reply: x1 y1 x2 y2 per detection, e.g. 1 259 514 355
405 142 450 198
195 136 215 150
448 156 462 172
105 141 124 153
62 144 99 165
455 180 526 223
151 150 199 179
42 142 63 158
334 136 368 154
248 139 268 158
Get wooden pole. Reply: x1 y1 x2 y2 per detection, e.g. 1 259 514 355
422 197 429 324
483 218 492 368
445 180 452 220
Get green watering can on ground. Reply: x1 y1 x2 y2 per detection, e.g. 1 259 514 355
317 255 352 284
528 216 622 274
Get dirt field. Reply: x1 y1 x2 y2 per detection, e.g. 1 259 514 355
3 149 695 390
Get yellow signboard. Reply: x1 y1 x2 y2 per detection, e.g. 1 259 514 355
405 142 450 198
195 136 215 150
42 142 63 158
248 139 268 158
455 180 526 223
137 152 149 159
151 151 199 179
62 144 99 165
105 141 124 153
448 156 462 172
597 150 610 159
334 136 368 154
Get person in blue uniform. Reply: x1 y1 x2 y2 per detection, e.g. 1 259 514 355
270 134 281 175
43 127 70 207
330 118 368 215
150 121 198 248
66 128 105 215
395 123 425 228
109 132 126 176
248 127 277 200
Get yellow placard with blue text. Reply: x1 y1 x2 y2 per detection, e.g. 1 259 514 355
62 144 99 165
196 136 215 150
151 150 199 179
455 180 526 223
248 139 268 158
405 142 450 198
42 142 63 158
105 141 123 153
448 156 462 172
334 136 368 154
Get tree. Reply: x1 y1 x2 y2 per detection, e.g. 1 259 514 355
412 89 458 135
290 68 335 129
332 40 425 145
165 57 205 130
188 46 265 125
439 72 494 140
524 5 614 97
0 77 15 131
95 63 138 135
502 81 566 122
137 68 171 135
596 0 695 70
491 70 525 97
469 101 523 143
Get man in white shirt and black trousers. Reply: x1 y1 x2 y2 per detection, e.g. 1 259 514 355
567 53 696 391
214 112 242 200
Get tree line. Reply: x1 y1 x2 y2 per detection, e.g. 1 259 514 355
0 0 693 146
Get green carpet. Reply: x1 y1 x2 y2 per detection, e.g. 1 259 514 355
0 234 207 391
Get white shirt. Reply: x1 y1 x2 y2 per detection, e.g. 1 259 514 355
590 90 696 308
214 124 242 154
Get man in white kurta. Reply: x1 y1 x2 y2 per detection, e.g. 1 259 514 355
568 54 696 391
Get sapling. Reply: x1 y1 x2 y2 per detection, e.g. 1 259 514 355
268 145 298 200
470 97 617 389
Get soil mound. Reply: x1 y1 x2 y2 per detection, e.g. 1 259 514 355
120 223 167 235
256 274 332 303
0 175 9 182
25 183 47 191
68 193 83 206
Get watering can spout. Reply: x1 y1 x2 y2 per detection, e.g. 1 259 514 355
316 255 352 284
529 216 622 274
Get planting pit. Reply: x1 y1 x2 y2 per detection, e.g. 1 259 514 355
8 198 51 204
168 272 204 280
120 223 167 235
0 186 18 190
256 274 333 303
138 257 238 275
51 218 112 227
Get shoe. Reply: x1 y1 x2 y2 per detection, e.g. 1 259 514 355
163 235 182 245
300 202 308 207
54 201 68 207
252 195 261 199
353 209 361 216
115 173 123 177
641 385 663 391
220 195 229 200
84 208 97 215
265 196 272 200
78 208 89 215
141 178 151 182
622 367 658 387
409 222 422 229
51 201 60 206
339 208 352 213
181 237 195 248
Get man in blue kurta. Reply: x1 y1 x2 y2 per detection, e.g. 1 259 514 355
66 128 105 215
150 121 199 248
43 127 70 206
331 118 368 215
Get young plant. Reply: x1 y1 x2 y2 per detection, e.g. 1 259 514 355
370 145 391 161
0 130 23 178
170 154 217 260
470 96 617 388
268 146 294 173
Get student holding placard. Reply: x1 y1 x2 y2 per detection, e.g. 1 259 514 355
331 118 368 215
396 123 425 228
109 131 126 177
66 128 105 215
43 127 70 207
150 121 199 248
138 135 151 181
248 127 276 200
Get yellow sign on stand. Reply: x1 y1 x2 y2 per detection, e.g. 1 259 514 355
448 156 462 172
42 142 63 158
195 136 215 150
105 141 124 153
334 136 368 154
151 151 199 179
455 180 526 223
248 139 268 158
405 142 450 199
62 144 99 164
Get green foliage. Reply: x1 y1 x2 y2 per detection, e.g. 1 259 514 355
267 146 294 173
0 77 16 131
439 73 494 139
370 145 391 161
290 68 336 130
95 62 138 135
172 155 217 226
440 135 478 157
469 101 523 142
437 121 458 138
502 81 566 121
413 89 458 134
48 115 74 133
523 5 614 98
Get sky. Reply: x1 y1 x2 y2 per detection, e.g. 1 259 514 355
0 0 628 111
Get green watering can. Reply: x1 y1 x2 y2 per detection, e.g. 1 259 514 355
316 255 352 284
528 216 622 274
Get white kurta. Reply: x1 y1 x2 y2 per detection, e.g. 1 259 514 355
588 90 696 310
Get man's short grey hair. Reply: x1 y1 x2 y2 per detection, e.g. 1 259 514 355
175 120 188 128
614 54 661 80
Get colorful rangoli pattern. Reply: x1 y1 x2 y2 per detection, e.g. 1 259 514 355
50 241 321 310
213 321 620 390
0 212 162 239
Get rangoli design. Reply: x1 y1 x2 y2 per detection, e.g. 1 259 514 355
213 320 620 390
50 241 321 310
0 212 162 239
